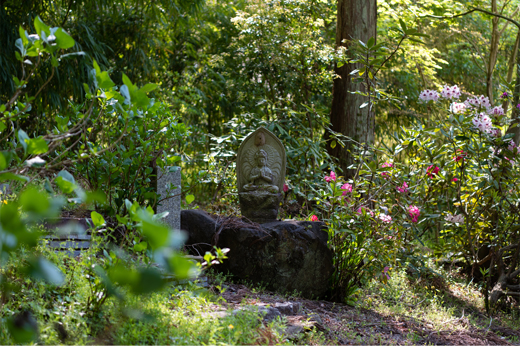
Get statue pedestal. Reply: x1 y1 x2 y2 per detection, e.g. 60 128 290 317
239 191 282 223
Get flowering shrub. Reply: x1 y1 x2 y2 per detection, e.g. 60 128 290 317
312 83 520 310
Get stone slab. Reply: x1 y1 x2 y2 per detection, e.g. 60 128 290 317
157 166 181 231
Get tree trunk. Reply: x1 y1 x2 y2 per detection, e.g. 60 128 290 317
327 0 377 177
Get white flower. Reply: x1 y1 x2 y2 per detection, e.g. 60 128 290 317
441 85 461 99
490 106 504 116
465 95 492 111
445 213 464 223
472 113 493 133
419 89 440 102
450 102 466 114
379 214 392 223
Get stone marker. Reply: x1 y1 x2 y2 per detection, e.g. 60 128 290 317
157 166 181 230
237 127 286 223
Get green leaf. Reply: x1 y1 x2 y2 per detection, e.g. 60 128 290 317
55 177 76 194
29 257 65 285
19 26 28 45
134 241 148 252
19 186 50 214
131 268 164 294
186 194 195 205
122 73 134 88
140 83 158 93
0 122 6 133
367 37 375 48
34 16 50 36
18 130 29 153
57 169 75 184
399 18 408 33
0 152 6 170
26 137 49 155
91 211 105 227
330 140 337 149
54 28 75 49
0 172 29 182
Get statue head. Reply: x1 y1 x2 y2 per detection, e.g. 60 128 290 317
255 132 266 146
255 149 268 167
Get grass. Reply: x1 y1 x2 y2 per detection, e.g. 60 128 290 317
2 237 520 345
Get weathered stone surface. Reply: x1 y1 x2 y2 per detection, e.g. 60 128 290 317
157 166 181 230
181 210 332 299
238 191 282 223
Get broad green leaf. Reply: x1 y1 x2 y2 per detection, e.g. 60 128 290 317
131 268 164 294
19 186 50 214
27 137 49 155
140 219 169 249
186 194 195 204
18 130 29 152
54 28 75 49
57 169 75 183
0 172 29 182
0 122 6 133
34 16 50 36
140 83 158 93
29 257 64 285
91 211 106 227
0 152 6 170
55 176 76 194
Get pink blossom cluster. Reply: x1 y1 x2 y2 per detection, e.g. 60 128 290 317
426 165 439 178
450 102 466 114
465 95 492 110
508 141 518 154
408 205 420 223
440 85 461 99
454 149 466 162
324 171 336 182
310 215 319 222
379 214 392 223
341 183 352 195
419 89 440 102
471 113 493 133
488 128 502 138
396 182 408 193
381 162 393 168
490 106 505 116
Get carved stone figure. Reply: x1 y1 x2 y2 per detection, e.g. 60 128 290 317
237 127 286 223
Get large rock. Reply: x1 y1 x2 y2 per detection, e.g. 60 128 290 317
181 209 332 299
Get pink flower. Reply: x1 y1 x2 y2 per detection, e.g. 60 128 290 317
452 177 458 182
408 205 420 223
382 162 393 168
357 206 374 217
383 266 391 280
310 215 319 222
426 165 440 178
396 182 409 193
472 113 493 133
324 171 336 182
379 214 392 223
516 104 520 110
283 184 289 192
500 92 509 98
490 106 504 116
341 183 352 195
454 149 466 162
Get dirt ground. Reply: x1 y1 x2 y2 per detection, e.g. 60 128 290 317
209 281 520 345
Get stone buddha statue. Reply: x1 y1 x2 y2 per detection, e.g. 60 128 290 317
243 149 279 193
236 127 286 223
